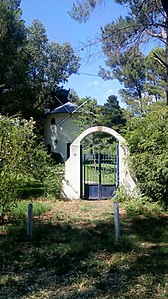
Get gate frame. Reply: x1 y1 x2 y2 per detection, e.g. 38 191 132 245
61 126 136 200
81 144 118 200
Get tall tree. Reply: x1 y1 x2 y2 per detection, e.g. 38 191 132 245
144 47 166 102
98 95 126 131
70 0 168 104
0 0 26 112
100 47 147 114
23 20 80 118
0 18 80 120
100 46 166 114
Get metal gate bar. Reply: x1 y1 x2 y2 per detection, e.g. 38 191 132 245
81 144 119 200
98 148 101 199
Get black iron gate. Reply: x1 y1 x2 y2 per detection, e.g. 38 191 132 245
80 145 119 200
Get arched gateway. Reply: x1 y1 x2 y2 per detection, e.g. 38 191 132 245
61 126 136 200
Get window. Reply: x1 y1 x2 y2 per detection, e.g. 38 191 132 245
51 118 55 125
67 143 71 159
47 144 51 154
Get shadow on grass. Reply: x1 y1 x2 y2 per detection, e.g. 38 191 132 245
18 180 44 199
130 216 168 243
0 214 168 298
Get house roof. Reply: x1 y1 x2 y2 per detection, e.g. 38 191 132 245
45 102 78 116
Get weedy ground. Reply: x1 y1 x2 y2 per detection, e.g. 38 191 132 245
0 199 168 299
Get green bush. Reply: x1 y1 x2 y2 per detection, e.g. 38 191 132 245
123 197 164 218
0 115 53 221
126 104 168 204
113 187 129 202
43 164 64 198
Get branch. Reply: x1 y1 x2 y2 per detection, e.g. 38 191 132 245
154 22 168 29
145 28 162 38
153 51 168 68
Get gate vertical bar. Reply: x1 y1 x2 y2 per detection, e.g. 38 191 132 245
98 146 101 199
83 153 86 199
114 156 117 186
114 143 119 188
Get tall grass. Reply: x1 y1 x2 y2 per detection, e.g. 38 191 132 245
11 201 52 219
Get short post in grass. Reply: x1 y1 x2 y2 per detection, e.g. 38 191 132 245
27 203 33 241
114 201 120 241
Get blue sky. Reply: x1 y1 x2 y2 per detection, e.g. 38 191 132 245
20 0 128 105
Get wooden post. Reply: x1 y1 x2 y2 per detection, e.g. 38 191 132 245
27 203 33 241
114 201 120 241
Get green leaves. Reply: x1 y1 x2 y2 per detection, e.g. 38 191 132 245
0 13 80 120
70 0 104 23
98 95 126 132
0 115 52 220
20 20 80 119
126 104 168 203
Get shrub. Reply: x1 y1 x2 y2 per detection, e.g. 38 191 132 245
43 164 64 198
126 104 168 205
0 115 52 221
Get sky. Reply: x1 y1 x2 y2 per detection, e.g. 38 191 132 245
20 0 128 106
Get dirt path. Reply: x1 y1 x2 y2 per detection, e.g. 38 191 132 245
39 199 122 223
37 200 128 239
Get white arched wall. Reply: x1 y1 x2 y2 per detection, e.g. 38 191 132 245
61 126 136 200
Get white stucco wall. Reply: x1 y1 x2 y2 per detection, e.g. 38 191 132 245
44 113 81 161
61 126 137 200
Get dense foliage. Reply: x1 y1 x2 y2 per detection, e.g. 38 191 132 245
72 93 126 132
0 2 80 122
100 47 166 115
0 0 26 110
70 0 168 105
98 95 126 131
0 114 57 221
126 104 168 204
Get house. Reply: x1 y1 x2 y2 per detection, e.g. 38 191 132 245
44 101 82 162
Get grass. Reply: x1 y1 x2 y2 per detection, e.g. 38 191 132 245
83 163 115 184
80 202 97 212
0 199 168 298
0 200 52 224
11 201 52 218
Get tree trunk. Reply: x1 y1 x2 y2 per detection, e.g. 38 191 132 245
0 88 3 113
161 0 168 104
161 0 168 16
165 18 168 105
166 43 168 105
